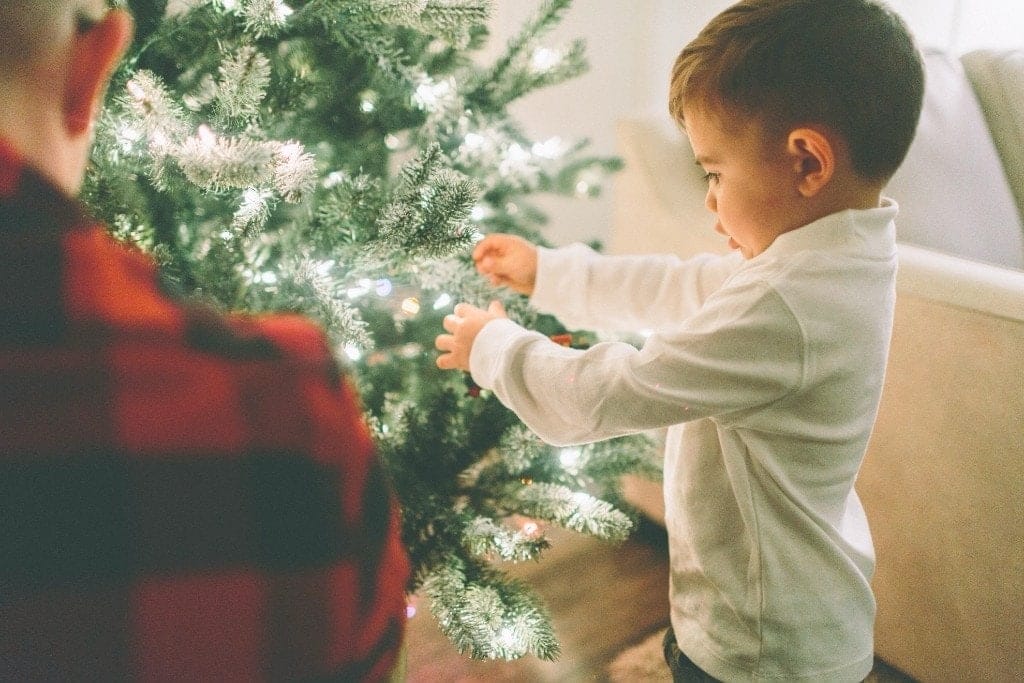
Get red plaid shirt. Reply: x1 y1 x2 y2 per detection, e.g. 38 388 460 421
0 139 410 682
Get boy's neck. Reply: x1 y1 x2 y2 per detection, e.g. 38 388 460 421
799 175 884 226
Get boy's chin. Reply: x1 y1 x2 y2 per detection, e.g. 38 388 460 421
728 236 754 258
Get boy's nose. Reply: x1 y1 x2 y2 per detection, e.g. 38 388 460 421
704 186 716 213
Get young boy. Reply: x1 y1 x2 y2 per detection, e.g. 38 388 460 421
435 1 924 680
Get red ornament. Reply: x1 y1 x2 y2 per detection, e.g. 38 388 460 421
550 333 572 347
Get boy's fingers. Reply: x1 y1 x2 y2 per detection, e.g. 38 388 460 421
442 314 459 333
435 333 454 351
472 238 499 262
488 300 506 316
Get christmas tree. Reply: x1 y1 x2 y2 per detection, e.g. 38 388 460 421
88 0 659 661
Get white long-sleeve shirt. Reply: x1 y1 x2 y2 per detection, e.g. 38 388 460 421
469 201 899 682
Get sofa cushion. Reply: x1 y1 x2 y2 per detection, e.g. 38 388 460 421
961 49 1024 228
884 49 1024 270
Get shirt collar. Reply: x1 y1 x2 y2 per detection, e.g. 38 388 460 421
0 137 24 199
0 135 90 235
755 198 899 262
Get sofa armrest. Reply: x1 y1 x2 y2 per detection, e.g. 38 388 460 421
896 242 1024 320
858 246 1024 682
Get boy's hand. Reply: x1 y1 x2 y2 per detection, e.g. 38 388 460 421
473 233 538 296
435 300 508 372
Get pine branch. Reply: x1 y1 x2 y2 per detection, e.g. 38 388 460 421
177 130 276 192
514 482 633 542
415 0 491 48
479 37 588 111
375 144 480 260
422 558 560 660
466 0 573 110
462 516 549 563
238 0 294 39
272 141 317 202
212 45 272 126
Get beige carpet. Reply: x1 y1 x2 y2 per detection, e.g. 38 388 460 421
606 629 672 682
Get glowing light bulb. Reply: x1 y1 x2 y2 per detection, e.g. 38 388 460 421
463 132 485 150
559 447 582 471
274 1 293 20
531 136 565 159
117 123 143 152
498 626 518 649
530 46 561 73
413 78 451 111
432 293 452 310
196 124 217 149
401 297 421 316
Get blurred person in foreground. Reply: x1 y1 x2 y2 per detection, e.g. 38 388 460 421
0 2 409 680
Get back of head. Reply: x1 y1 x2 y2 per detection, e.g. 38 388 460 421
670 0 925 183
0 1 103 67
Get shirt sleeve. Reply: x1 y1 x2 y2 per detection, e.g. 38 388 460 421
528 243 744 332
471 277 806 447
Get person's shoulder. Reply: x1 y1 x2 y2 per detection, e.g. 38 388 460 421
240 312 336 366
184 305 334 367
69 227 339 371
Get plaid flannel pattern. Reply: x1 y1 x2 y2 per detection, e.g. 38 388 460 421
0 140 410 682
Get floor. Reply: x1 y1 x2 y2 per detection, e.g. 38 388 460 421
402 521 916 682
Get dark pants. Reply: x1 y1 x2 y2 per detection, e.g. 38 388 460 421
662 627 722 683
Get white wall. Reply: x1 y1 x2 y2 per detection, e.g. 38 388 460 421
489 0 1024 246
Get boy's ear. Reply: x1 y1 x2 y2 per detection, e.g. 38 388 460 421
64 9 133 137
787 127 835 197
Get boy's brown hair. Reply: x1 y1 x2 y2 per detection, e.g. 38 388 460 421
670 0 924 182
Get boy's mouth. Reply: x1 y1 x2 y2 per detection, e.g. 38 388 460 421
714 222 740 251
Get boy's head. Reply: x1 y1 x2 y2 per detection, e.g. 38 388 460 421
670 0 924 185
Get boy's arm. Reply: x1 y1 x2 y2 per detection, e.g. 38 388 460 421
468 279 803 446
529 243 743 332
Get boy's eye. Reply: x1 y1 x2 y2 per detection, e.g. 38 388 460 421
702 171 720 185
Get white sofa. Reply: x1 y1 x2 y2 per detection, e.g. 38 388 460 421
611 49 1024 683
